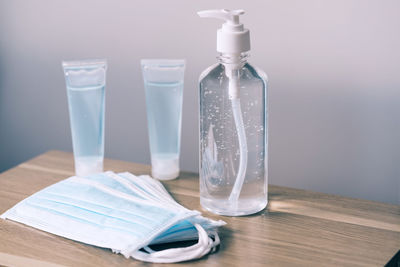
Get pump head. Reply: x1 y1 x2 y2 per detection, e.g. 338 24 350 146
198 9 250 54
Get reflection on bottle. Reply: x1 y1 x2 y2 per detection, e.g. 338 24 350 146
202 124 224 190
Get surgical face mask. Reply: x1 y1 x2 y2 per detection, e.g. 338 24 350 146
1 171 225 263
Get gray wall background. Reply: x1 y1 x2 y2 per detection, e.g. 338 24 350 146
0 0 399 204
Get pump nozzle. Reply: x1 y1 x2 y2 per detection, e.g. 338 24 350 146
198 9 244 26
198 9 250 54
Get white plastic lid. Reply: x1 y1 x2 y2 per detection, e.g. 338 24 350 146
198 9 250 54
151 157 180 180
75 157 103 177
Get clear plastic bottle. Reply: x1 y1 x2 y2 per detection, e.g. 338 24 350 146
198 9 268 216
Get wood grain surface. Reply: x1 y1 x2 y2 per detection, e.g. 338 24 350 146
0 151 399 267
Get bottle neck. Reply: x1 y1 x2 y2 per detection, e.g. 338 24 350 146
217 52 249 66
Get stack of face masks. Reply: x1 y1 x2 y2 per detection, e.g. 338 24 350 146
1 171 225 263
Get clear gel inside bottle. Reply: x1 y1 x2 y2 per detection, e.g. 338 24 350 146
199 53 268 216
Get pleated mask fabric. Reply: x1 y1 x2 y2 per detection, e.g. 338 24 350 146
1 171 225 263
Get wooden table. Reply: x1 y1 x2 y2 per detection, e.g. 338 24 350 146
0 151 399 266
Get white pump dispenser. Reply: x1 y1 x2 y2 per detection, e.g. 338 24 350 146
198 9 250 99
198 9 268 216
198 9 250 54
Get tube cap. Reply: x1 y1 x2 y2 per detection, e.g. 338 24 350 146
151 157 180 180
198 9 250 54
75 157 103 177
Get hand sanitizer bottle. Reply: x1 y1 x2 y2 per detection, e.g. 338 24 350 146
198 9 268 216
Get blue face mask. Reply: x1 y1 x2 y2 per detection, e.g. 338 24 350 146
1 171 225 263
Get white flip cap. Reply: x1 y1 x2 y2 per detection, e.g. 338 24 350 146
75 158 103 177
151 157 180 180
198 9 250 54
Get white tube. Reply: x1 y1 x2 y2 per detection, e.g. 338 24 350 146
225 67 248 205
228 98 248 204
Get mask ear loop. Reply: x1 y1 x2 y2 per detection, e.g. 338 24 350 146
130 224 220 263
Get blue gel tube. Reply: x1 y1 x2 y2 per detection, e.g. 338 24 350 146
62 59 107 177
141 59 185 180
